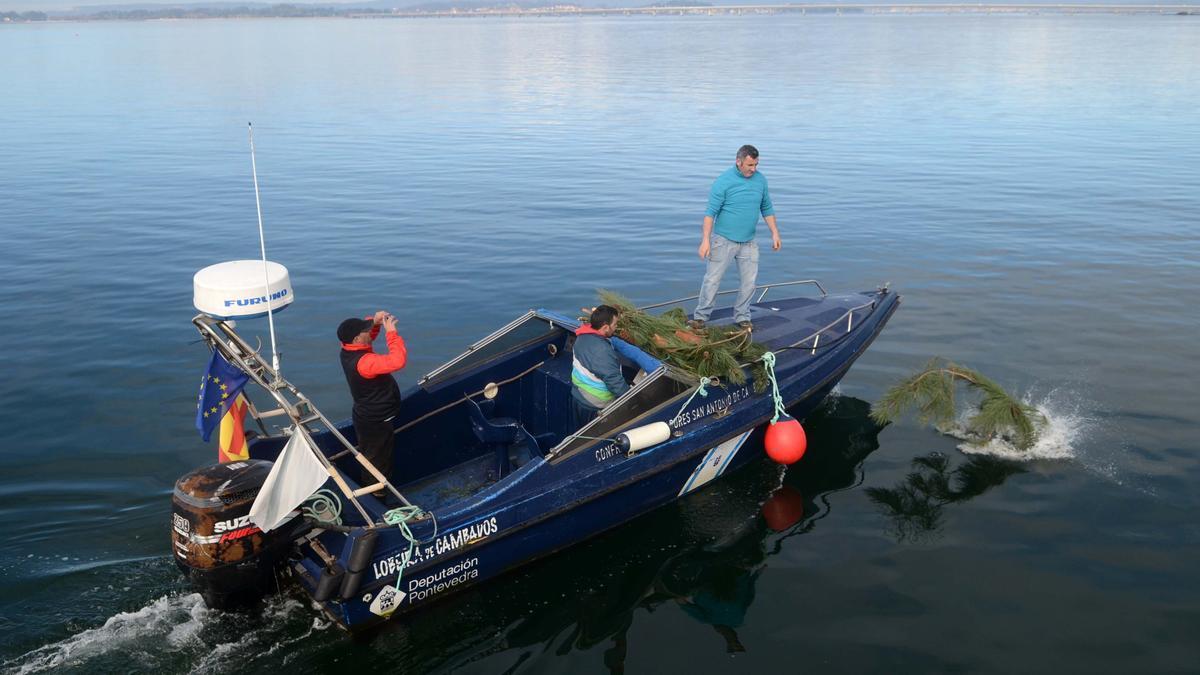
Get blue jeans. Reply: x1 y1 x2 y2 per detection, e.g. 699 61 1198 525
694 234 759 323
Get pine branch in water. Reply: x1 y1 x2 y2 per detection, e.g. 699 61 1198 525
965 368 1042 451
871 358 1046 451
872 358 956 427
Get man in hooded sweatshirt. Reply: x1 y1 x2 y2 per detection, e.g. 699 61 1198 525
570 305 630 427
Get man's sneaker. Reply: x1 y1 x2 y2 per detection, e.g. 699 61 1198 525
687 319 706 330
736 321 753 331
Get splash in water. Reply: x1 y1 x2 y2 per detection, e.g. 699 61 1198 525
939 387 1090 461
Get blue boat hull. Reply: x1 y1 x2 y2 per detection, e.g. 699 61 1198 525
269 288 901 631
334 380 845 630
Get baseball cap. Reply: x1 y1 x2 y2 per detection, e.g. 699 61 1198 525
337 317 375 343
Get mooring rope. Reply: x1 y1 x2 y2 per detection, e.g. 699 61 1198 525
761 352 787 424
382 505 436 591
571 434 619 442
672 376 712 424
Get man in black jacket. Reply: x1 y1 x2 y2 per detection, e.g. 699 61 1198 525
338 311 407 495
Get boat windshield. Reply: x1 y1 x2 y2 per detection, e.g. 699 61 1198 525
420 313 563 389
551 369 692 460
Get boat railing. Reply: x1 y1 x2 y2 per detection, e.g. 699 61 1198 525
636 279 828 312
193 314 418 527
740 298 879 369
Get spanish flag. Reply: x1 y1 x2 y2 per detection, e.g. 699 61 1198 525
218 393 250 463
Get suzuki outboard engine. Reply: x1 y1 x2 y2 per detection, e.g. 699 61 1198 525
172 459 302 609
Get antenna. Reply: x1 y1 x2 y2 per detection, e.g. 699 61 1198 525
248 122 282 376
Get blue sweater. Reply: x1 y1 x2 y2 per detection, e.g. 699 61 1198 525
706 166 775 243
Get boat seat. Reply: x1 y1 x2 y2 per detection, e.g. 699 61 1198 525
464 397 540 479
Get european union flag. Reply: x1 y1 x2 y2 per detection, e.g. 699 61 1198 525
196 350 250 442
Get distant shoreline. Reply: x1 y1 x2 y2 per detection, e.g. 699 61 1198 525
372 3 1200 18
4 3 1198 23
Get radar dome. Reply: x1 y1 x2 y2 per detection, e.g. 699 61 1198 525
193 260 293 319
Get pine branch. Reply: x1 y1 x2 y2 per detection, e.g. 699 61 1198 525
871 358 1046 451
595 289 769 389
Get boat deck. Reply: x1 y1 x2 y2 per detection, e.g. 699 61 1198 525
698 293 875 353
399 453 498 512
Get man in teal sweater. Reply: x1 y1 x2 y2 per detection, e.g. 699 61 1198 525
691 145 782 331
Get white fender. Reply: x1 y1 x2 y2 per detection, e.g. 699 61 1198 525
616 421 672 454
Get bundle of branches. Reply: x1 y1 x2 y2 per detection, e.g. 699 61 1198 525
870 358 1045 451
595 290 770 390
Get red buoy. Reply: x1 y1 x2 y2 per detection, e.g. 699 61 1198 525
764 416 807 465
762 485 805 531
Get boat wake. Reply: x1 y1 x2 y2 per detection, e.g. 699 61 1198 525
4 592 331 675
5 593 209 675
938 387 1091 462
189 597 332 675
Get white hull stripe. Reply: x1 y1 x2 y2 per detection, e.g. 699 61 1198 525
678 431 752 496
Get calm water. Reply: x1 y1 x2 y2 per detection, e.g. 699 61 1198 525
1 13 1198 673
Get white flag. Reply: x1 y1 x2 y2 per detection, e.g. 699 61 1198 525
249 431 329 532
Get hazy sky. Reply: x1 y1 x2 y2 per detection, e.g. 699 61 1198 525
4 0 1196 14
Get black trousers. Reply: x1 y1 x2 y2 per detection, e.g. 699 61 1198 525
570 395 599 430
353 415 395 488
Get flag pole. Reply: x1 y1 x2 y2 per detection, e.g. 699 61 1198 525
248 122 282 377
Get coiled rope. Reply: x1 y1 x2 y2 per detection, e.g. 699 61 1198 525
298 484 436 608
302 489 343 526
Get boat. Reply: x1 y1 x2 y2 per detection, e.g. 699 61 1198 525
171 271 900 632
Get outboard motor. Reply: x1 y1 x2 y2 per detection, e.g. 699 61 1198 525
172 459 301 609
